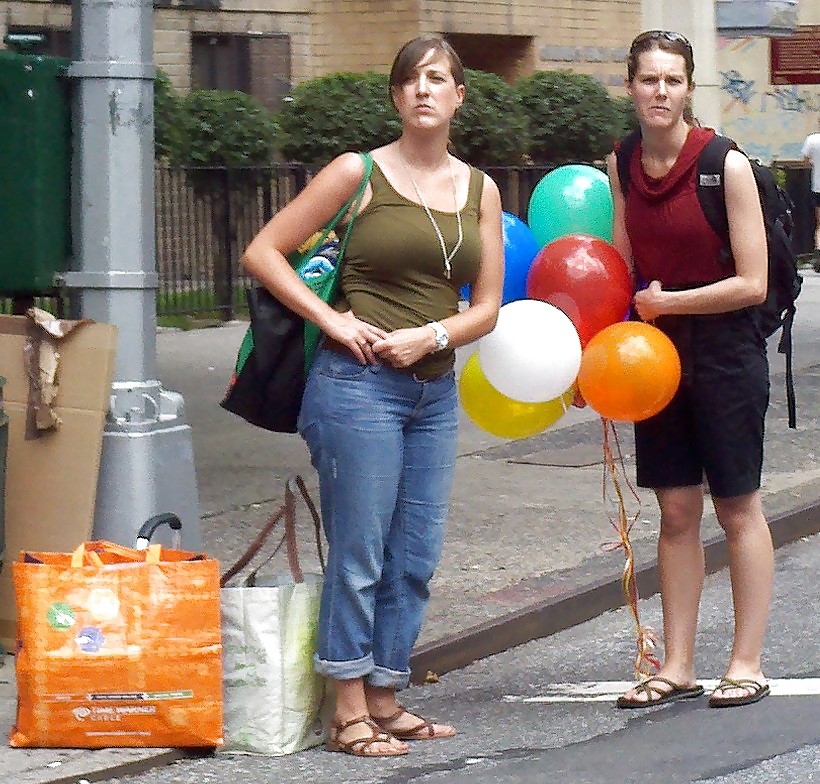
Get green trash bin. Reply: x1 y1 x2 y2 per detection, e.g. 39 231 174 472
0 51 71 295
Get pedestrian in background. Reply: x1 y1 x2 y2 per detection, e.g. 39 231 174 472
242 35 504 756
801 117 820 260
608 30 773 709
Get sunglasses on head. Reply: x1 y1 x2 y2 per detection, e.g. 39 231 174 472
630 30 693 57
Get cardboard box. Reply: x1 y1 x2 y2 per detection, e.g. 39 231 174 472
0 314 117 648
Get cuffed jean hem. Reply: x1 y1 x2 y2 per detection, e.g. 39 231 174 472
367 664 411 691
313 654 410 689
314 652 374 681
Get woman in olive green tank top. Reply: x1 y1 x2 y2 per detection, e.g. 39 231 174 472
243 36 504 757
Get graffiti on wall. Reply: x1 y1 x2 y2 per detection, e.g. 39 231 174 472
718 37 820 163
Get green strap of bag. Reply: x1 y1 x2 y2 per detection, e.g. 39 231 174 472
220 152 373 434
294 151 373 368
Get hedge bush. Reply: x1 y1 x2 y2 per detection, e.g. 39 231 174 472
172 89 278 167
275 72 401 166
515 70 620 163
155 69 631 168
154 69 183 161
451 69 529 166
275 68 529 167
612 95 639 141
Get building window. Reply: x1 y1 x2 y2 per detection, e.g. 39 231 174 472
5 27 72 58
191 33 291 112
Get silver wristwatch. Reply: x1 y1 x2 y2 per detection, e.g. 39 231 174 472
427 321 450 352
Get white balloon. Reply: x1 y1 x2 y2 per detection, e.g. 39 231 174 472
478 299 582 403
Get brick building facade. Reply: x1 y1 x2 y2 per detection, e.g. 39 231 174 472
0 0 641 111
3 1 816 163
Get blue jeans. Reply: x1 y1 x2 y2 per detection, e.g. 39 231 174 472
298 344 458 689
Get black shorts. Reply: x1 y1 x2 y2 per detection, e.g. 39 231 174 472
634 310 769 498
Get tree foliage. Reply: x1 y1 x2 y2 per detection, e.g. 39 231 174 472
515 70 620 163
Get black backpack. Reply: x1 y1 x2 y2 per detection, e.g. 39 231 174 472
615 130 802 428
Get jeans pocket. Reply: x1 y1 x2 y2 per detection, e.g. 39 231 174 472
320 351 373 381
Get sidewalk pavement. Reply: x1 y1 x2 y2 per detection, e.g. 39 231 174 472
3 272 820 782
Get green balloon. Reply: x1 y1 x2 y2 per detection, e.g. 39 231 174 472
527 165 614 246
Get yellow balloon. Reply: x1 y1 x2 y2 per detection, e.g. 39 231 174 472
459 353 573 439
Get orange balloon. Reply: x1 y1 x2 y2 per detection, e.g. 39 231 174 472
577 321 681 422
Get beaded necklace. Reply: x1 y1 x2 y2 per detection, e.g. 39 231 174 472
398 150 463 279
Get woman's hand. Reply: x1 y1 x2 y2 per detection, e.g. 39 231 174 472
633 280 665 322
325 310 388 365
372 326 436 369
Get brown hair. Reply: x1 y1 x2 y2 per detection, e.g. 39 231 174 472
389 35 465 95
627 30 695 85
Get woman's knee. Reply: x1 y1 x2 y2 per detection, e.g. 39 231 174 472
657 487 704 540
713 491 766 539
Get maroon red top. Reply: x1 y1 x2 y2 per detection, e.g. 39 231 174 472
624 126 729 288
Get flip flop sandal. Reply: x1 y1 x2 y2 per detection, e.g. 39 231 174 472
373 704 456 740
326 715 408 756
708 678 770 708
616 676 705 709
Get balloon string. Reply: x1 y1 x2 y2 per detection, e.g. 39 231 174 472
600 417 660 679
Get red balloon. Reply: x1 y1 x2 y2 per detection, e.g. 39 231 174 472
526 234 632 346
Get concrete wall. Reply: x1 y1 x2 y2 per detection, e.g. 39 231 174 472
718 35 819 163
717 0 819 164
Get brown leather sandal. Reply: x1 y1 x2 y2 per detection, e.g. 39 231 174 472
708 678 770 708
326 715 408 757
373 704 456 740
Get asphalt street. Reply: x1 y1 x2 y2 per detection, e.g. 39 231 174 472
3 275 817 784
106 532 820 784
102 272 820 784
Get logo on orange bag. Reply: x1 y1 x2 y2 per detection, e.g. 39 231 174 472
46 601 76 630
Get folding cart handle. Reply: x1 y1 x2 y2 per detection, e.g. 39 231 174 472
136 513 182 551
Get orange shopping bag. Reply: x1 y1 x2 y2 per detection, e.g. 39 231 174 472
10 540 223 748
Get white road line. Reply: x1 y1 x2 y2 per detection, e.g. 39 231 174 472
502 679 820 703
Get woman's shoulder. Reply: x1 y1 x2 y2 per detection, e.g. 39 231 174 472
460 160 497 189
325 151 369 185
470 166 501 214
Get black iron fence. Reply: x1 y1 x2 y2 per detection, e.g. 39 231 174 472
155 164 308 320
154 163 557 319
3 163 810 322
153 161 816 320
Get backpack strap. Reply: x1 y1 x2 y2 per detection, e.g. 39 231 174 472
695 134 736 265
782 305 797 428
615 128 642 196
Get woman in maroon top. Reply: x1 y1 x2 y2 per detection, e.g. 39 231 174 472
607 31 773 708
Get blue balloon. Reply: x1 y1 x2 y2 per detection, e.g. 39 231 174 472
461 212 540 305
500 212 540 304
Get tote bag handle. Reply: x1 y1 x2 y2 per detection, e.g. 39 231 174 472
219 474 324 588
70 541 163 568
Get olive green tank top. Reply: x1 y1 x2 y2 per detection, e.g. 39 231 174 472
336 159 484 379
